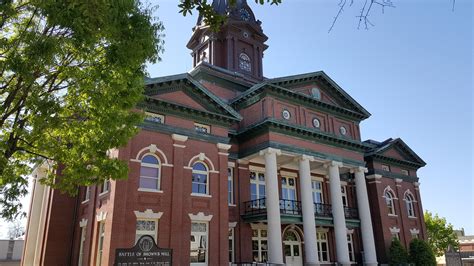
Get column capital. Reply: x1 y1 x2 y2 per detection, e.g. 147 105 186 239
216 143 232 151
350 166 368 174
323 160 343 168
295 154 314 162
172 134 188 142
259 147 281 156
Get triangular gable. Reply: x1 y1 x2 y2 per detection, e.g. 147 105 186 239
144 74 242 121
367 138 426 166
267 71 371 119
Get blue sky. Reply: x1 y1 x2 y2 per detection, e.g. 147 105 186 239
1 0 471 239
147 0 473 233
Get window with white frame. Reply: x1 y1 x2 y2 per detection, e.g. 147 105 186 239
401 169 409 175
99 179 110 195
384 190 396 215
139 154 161 190
228 167 234 205
96 222 105 266
192 162 209 195
312 180 324 214
405 193 416 217
381 164 391 172
83 186 91 202
144 112 164 124
239 53 252 72
250 171 266 208
194 123 210 134
135 219 158 243
78 226 86 266
341 185 348 207
316 230 330 262
252 228 268 262
347 233 355 262
190 222 208 264
228 228 234 263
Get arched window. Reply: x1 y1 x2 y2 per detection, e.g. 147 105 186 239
239 53 251 72
384 190 396 215
405 193 415 217
192 162 209 195
139 154 161 190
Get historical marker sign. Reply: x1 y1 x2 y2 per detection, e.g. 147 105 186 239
114 235 173 266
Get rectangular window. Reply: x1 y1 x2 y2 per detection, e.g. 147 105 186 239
144 112 164 124
135 219 158 243
78 226 86 265
229 228 234 263
381 164 391 172
252 228 268 262
316 231 329 262
347 233 355 262
250 171 266 205
96 222 105 266
341 185 348 207
83 186 91 202
228 167 234 205
190 222 208 264
194 123 210 134
401 169 409 175
99 179 110 195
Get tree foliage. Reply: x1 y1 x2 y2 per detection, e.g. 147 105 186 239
409 238 436 266
424 211 459 256
389 238 409 266
0 0 164 220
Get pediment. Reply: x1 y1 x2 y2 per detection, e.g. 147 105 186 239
144 74 241 120
268 71 371 119
366 138 426 167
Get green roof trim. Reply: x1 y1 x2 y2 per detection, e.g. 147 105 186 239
140 121 230 144
144 73 242 121
267 71 371 119
365 138 426 167
235 118 371 152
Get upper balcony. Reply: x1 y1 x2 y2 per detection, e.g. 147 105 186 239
241 198 359 226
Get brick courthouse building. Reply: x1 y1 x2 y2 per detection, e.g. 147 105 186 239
23 1 428 265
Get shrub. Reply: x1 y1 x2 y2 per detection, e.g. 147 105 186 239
389 238 409 266
409 238 436 266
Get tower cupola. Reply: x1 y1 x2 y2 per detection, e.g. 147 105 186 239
187 0 268 80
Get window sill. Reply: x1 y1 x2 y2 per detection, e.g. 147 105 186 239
191 193 212 198
99 191 109 198
388 214 398 217
138 188 163 193
408 216 417 219
81 199 90 204
228 204 236 207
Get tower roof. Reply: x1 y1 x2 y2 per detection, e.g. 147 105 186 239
197 0 257 25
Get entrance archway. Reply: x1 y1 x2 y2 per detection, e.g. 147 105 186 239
283 229 303 266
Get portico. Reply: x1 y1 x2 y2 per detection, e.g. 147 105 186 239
240 147 377 266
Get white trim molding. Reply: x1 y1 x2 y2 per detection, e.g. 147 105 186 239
79 218 88 228
187 153 217 172
133 144 170 165
134 209 163 220
96 211 107 222
347 228 354 234
403 189 418 202
229 222 237 228
279 170 298 178
217 143 232 151
389 227 400 234
172 134 188 142
250 223 267 230
188 212 213 222
316 227 329 233
410 228 420 235
383 186 398 200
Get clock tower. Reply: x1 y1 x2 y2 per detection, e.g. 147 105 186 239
187 0 268 80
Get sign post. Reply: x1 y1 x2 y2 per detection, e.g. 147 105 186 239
114 235 173 266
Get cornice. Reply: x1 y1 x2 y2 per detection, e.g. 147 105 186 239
234 118 371 152
367 154 424 169
366 168 419 183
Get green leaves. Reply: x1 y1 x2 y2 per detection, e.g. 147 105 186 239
424 211 460 256
0 0 164 220
388 238 409 266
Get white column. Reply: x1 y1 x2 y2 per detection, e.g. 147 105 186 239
353 167 378 266
259 148 284 265
297 155 320 265
22 176 45 266
326 161 351 265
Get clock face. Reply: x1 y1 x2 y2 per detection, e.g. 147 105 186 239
239 8 251 21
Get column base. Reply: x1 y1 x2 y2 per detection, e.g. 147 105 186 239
364 261 378 266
